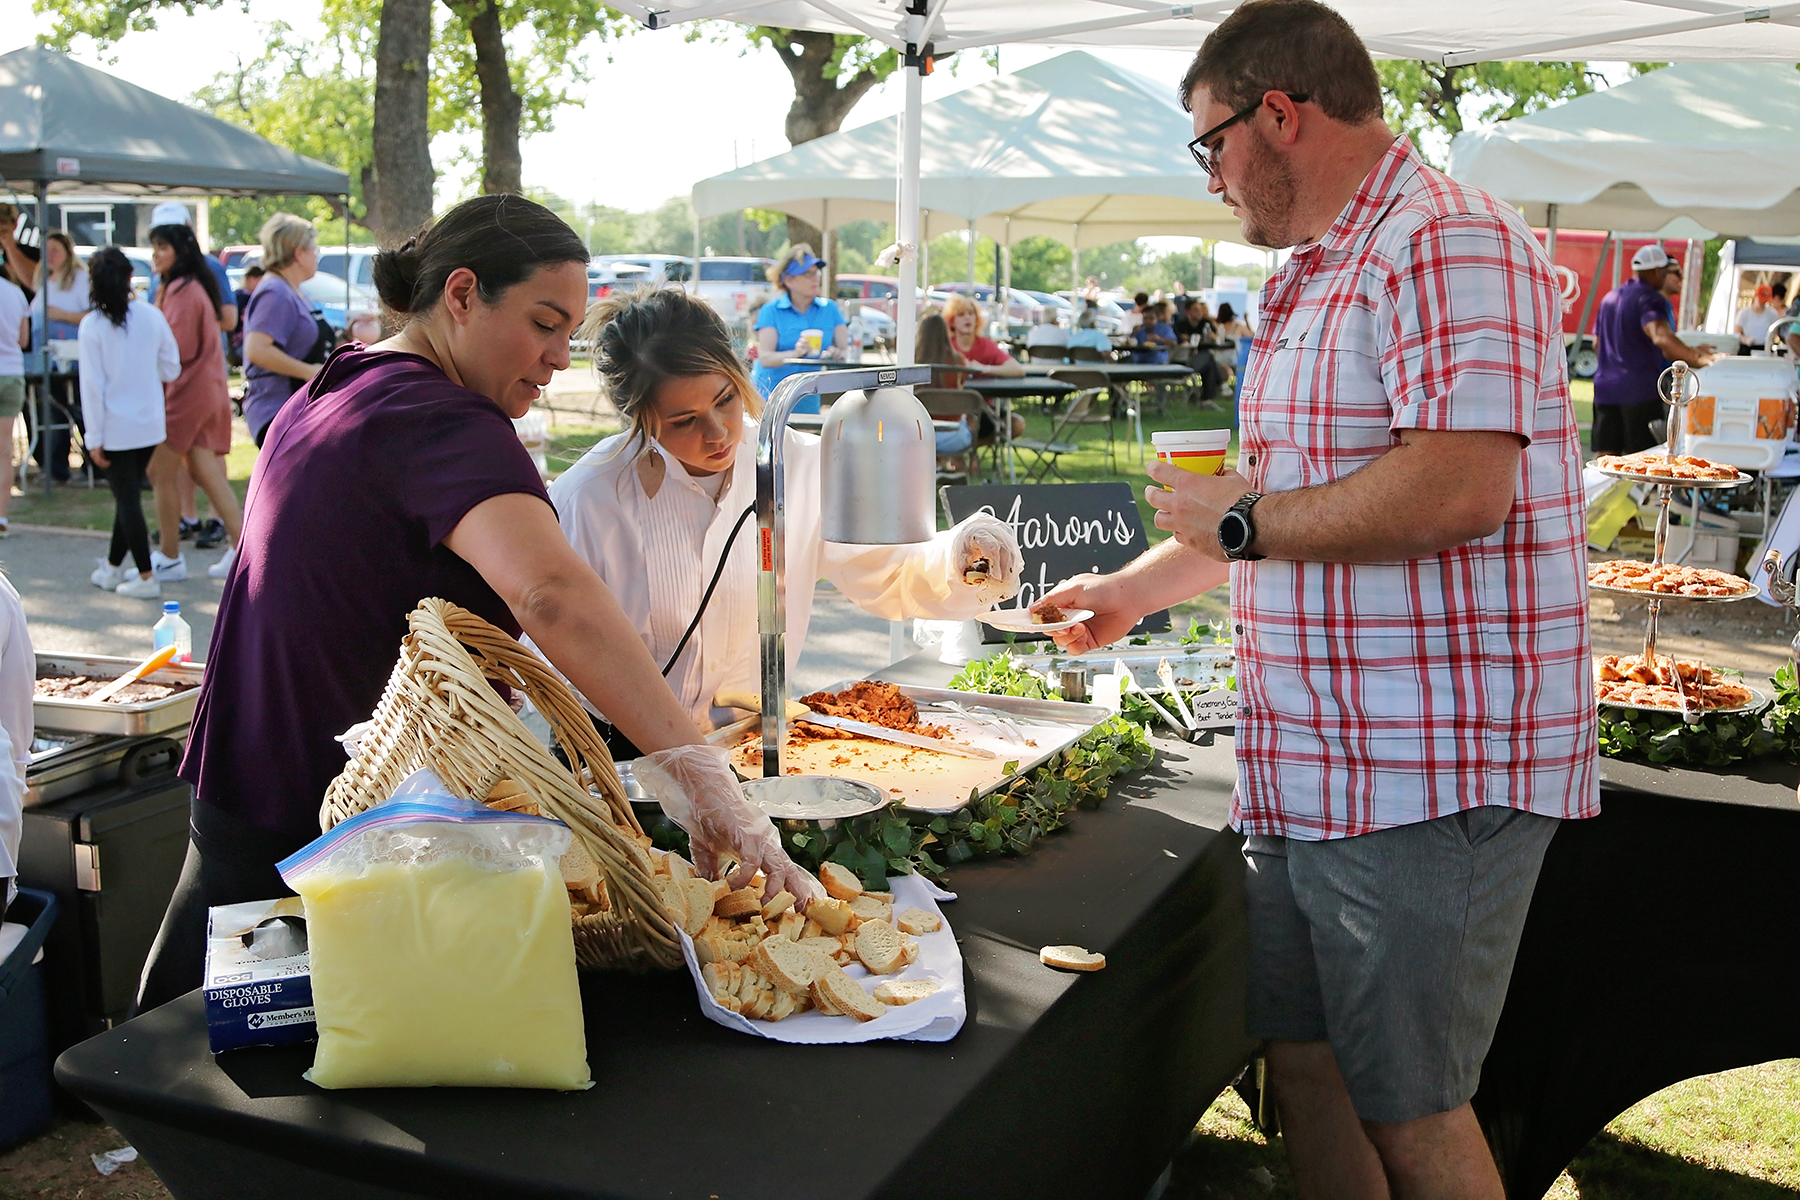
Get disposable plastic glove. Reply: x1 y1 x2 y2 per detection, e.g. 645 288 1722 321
634 744 824 908
950 512 1024 607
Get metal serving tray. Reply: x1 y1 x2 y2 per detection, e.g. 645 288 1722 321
35 653 205 736
711 683 1114 815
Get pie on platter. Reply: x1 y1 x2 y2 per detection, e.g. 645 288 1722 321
1593 654 1757 712
1591 452 1742 482
1587 559 1753 598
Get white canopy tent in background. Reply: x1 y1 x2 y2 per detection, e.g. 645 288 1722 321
1450 62 1800 238
692 50 1247 279
610 0 1800 363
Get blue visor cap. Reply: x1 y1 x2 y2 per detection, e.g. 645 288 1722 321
783 253 827 276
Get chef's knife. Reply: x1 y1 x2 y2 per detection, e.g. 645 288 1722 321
715 690 997 760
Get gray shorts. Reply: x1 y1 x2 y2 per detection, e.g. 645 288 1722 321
1244 806 1559 1125
0 376 22 421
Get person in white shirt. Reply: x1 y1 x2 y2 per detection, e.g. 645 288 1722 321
1025 309 1069 352
1735 283 1781 351
0 569 31 915
78 248 181 599
0 265 31 538
551 288 1024 754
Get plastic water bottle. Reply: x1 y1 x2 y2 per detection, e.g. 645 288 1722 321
153 601 192 663
846 315 866 363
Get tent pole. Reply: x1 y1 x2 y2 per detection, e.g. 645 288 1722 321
895 8 924 368
1071 224 1080 292
36 182 51 498
344 195 351 320
1545 203 1558 265
820 199 831 302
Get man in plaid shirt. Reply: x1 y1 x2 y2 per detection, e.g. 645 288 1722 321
1043 2 1597 1195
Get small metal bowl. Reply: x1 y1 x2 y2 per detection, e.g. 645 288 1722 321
741 776 888 834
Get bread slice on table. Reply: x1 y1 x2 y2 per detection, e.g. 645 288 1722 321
811 964 887 1022
847 895 893 929
896 907 941 935
678 877 717 936
873 979 940 1006
807 897 853 936
1040 945 1106 972
714 886 763 918
753 936 828 996
854 919 905 975
819 862 864 901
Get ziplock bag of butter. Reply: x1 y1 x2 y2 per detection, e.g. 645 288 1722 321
277 790 592 1091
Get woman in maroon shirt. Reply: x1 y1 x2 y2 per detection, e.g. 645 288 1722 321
136 196 816 1011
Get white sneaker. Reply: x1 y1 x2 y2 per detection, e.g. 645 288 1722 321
207 546 236 580
115 576 162 600
90 559 127 590
150 549 187 582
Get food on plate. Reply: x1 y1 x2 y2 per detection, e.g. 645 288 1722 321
874 979 941 1006
1587 559 1751 597
819 861 864 901
897 907 942 935
1592 653 1755 710
1593 452 1740 481
1030 601 1068 625
34 673 193 704
1040 945 1107 972
964 555 992 586
798 681 947 739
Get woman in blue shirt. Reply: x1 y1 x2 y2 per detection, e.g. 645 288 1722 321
1066 303 1114 354
751 244 848 411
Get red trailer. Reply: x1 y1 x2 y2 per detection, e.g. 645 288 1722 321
1530 229 1699 379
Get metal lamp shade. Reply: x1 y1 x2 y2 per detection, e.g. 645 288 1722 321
818 387 935 544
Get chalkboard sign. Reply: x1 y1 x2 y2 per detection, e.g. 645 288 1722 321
941 483 1171 643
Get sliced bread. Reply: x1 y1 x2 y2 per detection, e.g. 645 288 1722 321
753 936 827 996
854 919 905 975
678 877 717 937
895 907 941 935
819 861 865 901
713 886 763 919
1040 945 1107 972
807 897 853 935
873 979 940 1006
811 964 887 1022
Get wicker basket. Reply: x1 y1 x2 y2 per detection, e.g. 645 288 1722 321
321 598 683 972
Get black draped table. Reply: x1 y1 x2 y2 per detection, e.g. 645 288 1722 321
54 653 1258 1200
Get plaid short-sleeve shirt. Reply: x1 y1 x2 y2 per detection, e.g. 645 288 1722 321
1232 137 1598 841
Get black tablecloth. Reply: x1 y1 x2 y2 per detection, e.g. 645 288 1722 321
55 656 1257 1200
1472 763 1800 1200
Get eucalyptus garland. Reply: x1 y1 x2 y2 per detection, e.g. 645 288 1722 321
1596 705 1765 768
1763 662 1800 759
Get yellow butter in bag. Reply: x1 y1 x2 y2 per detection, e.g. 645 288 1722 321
280 790 591 1090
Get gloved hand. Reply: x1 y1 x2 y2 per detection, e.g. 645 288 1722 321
949 512 1024 607
633 744 824 908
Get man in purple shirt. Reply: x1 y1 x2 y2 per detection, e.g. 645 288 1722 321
1591 245 1715 455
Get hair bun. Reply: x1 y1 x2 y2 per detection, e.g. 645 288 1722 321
372 240 424 314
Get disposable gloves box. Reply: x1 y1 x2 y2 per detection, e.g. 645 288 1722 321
203 897 315 1053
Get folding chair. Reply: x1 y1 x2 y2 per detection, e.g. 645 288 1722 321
1068 344 1108 363
1012 386 1106 483
914 387 987 484
1047 369 1121 471
1027 345 1069 363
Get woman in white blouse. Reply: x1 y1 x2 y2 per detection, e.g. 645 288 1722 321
78 248 180 599
551 288 1023 754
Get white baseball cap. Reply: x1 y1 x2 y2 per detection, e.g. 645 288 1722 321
1631 244 1670 271
149 201 192 228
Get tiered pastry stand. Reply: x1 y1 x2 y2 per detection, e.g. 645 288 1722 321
1587 362 1765 723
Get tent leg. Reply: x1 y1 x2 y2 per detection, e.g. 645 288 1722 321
1545 202 1558 265
1071 224 1080 292
894 27 923 368
36 182 51 498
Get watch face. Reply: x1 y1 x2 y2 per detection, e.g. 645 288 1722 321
1219 511 1248 553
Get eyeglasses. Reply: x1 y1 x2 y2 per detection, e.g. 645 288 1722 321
1187 93 1309 176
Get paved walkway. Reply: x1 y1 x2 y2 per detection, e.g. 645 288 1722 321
9 523 894 695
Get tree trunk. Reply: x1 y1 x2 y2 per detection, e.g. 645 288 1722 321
373 0 435 238
464 0 524 194
771 30 886 255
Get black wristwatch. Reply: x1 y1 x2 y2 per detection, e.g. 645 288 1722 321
1218 492 1265 561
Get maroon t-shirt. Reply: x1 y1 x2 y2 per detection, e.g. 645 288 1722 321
180 348 550 838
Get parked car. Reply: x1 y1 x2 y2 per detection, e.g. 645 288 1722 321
315 246 381 292
834 274 902 322
1054 291 1129 337
216 244 262 272
694 257 774 322
1017 289 1073 326
296 270 378 333
592 254 694 286
842 302 895 349
588 259 655 300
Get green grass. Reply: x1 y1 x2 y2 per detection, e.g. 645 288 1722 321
1163 1061 1800 1199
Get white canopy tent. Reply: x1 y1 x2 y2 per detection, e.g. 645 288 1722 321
1449 62 1800 238
692 50 1247 258
613 0 1800 363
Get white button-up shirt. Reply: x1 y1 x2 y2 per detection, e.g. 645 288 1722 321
550 414 990 730
77 302 179 451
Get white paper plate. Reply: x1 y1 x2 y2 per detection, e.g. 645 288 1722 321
976 607 1095 634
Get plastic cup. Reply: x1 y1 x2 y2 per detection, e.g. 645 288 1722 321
796 329 824 357
1151 429 1231 481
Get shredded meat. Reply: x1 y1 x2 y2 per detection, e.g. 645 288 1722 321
1030 602 1067 624
34 673 192 704
797 681 947 738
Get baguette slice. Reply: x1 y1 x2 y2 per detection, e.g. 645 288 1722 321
798 936 846 960
807 897 853 936
896 907 941 936
1040 945 1107 972
714 886 763 919
847 895 893 929
693 932 756 965
811 964 887 1022
760 890 797 920
678 877 717 937
854 919 905 975
819 861 865 901
653 877 689 931
900 935 920 967
863 890 894 903
801 918 824 940
665 853 694 883
753 936 827 996
873 979 940 1006
559 839 601 894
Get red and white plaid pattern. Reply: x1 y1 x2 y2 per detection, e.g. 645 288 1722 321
1232 137 1598 840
